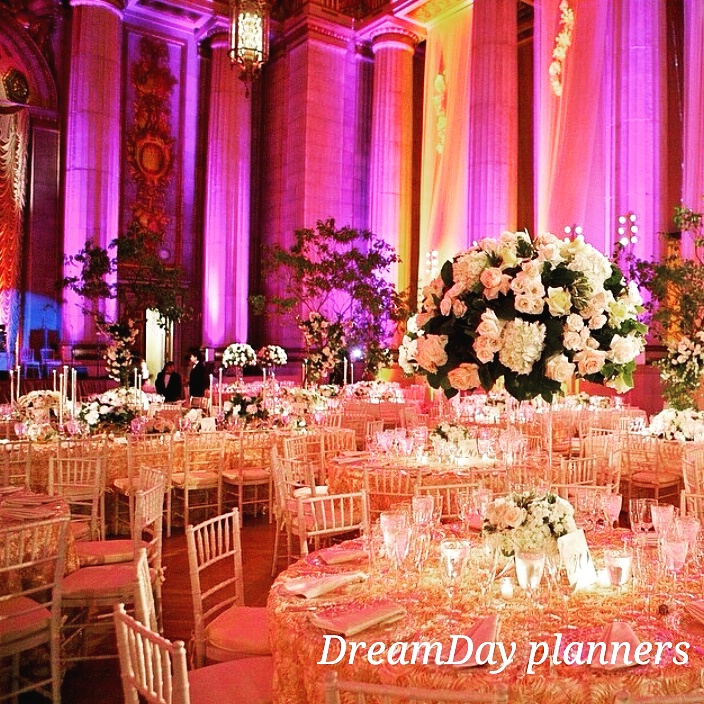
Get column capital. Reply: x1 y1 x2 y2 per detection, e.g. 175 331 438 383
357 16 424 46
69 0 124 18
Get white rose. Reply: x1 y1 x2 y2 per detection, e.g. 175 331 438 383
609 334 643 365
476 309 503 340
473 336 499 364
546 287 572 316
515 294 545 315
545 354 576 383
574 348 607 376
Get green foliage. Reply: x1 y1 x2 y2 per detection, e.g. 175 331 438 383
261 218 408 378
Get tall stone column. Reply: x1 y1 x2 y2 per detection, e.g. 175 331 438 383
63 0 123 343
201 32 252 348
467 0 517 236
611 0 667 261
367 22 420 294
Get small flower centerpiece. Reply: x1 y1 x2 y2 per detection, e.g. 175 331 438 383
429 421 477 460
405 231 647 402
17 390 61 423
657 331 704 410
648 408 704 442
77 387 148 433
222 342 257 369
222 391 268 426
257 345 287 368
482 491 577 556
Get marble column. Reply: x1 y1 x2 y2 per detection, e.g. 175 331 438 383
467 0 517 236
368 24 419 294
63 0 123 342
201 32 252 348
611 0 668 261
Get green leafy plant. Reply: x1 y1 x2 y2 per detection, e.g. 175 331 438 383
260 218 408 379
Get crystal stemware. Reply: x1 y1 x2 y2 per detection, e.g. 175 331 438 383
515 548 546 619
379 511 411 578
651 502 675 536
604 547 633 594
661 527 688 597
629 498 656 534
601 492 623 532
438 538 471 624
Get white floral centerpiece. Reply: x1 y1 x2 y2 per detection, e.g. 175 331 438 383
429 421 477 459
77 387 148 433
17 390 61 421
345 380 402 402
222 390 268 426
657 330 704 410
256 345 287 368
403 231 647 402
222 342 256 368
482 491 577 555
648 408 704 442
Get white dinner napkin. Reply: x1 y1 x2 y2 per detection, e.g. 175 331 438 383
685 600 704 626
282 571 367 599
446 614 500 668
592 621 641 670
310 600 405 636
317 546 368 565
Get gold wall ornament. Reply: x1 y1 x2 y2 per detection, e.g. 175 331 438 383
3 68 29 104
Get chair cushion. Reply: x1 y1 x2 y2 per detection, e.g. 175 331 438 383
205 605 271 656
171 471 219 488
62 564 139 604
74 539 148 567
188 655 273 704
222 468 270 484
0 596 51 645
112 477 139 494
631 471 681 487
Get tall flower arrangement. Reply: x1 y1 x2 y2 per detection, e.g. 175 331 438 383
222 342 256 368
298 312 346 384
257 345 287 368
404 231 646 402
657 331 704 410
100 319 138 387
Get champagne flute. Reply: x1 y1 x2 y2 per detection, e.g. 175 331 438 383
439 538 471 624
515 548 546 619
601 492 623 532
472 539 499 608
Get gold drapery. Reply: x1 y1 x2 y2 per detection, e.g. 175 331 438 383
0 105 29 358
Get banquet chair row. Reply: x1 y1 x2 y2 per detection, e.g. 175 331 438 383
114 603 274 704
613 690 704 703
323 671 509 703
363 465 422 520
0 515 69 704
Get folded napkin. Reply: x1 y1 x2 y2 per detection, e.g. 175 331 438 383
684 600 704 626
447 615 500 668
283 571 367 599
310 600 405 636
592 621 641 670
317 546 368 565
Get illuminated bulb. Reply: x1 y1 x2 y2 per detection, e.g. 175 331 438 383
629 213 637 222
630 236 638 244
617 227 625 236
630 225 638 234
618 215 627 225
575 226 583 235
564 226 572 234
620 237 629 247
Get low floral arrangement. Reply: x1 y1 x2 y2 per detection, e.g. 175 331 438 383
657 331 704 410
403 231 646 402
77 387 148 432
17 390 61 420
100 319 138 387
429 421 476 458
482 491 577 555
223 391 268 425
130 415 176 435
277 386 330 415
344 380 402 402
222 342 256 368
257 345 287 368
648 408 704 442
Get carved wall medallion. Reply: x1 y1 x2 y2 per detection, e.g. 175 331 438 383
3 68 29 103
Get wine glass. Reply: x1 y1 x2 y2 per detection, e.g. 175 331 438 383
629 498 656 534
472 539 499 607
439 538 471 623
515 548 546 617
601 493 623 532
379 511 411 577
412 495 434 527
661 527 688 596
651 503 675 536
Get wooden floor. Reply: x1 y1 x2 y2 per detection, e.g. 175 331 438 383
25 514 278 704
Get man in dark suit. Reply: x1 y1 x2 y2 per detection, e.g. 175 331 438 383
155 361 183 402
187 349 209 399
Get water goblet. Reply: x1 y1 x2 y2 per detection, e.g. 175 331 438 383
379 510 410 577
604 547 633 593
601 493 623 532
675 515 701 568
629 498 656 534
515 548 546 619
651 503 675 536
661 528 688 597
439 538 471 624
473 539 499 607
412 495 434 527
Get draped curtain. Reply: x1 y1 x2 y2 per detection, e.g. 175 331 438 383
534 0 611 253
682 0 704 260
0 105 29 361
417 5 472 288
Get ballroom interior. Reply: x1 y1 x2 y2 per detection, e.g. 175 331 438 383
0 0 698 400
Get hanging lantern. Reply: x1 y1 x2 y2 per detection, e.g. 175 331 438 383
228 0 270 91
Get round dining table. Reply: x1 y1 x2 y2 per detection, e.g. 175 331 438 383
267 527 704 704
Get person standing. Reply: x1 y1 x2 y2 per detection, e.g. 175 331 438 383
155 361 183 402
187 349 209 399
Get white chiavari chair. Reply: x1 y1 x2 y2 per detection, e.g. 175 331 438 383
114 604 274 704
363 465 421 521
0 439 32 488
613 691 704 703
186 509 271 667
0 516 69 704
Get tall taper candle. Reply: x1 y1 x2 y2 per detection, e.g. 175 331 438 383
134 368 138 391
343 358 348 385
9 370 13 406
58 374 63 426
209 374 214 415
71 368 77 418
218 368 223 414
53 369 57 392
16 366 20 402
